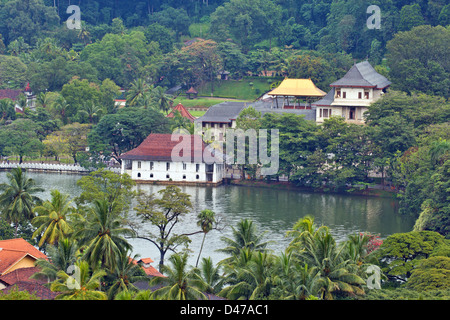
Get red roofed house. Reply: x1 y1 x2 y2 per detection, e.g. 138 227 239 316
166 103 196 122
0 238 56 299
120 133 224 185
0 238 47 278
129 257 165 278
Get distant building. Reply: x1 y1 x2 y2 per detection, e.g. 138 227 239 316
313 61 391 124
166 103 196 122
120 133 224 185
194 101 247 141
0 238 56 299
0 84 35 112
185 87 198 99
267 78 326 109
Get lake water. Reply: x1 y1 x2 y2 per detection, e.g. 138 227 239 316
0 171 415 267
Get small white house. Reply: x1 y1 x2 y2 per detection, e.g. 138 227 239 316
120 133 224 185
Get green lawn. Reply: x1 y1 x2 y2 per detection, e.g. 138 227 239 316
173 96 250 109
198 77 282 100
189 110 206 117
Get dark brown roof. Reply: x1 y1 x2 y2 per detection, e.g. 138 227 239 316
1 281 58 300
120 133 208 162
186 87 198 94
0 267 43 286
0 89 22 101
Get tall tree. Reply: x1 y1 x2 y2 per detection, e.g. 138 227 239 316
31 189 74 247
0 168 43 237
149 253 207 300
196 209 216 267
74 199 135 272
133 186 193 271
50 260 107 300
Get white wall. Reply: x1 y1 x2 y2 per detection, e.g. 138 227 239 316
122 160 224 184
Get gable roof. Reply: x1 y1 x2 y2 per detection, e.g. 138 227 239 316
0 238 47 275
330 61 391 89
312 88 335 107
195 101 247 124
166 103 196 122
120 133 210 162
129 257 165 278
268 79 326 97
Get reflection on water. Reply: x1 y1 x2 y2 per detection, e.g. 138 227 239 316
0 171 415 266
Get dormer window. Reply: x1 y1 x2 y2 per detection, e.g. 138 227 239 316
335 89 341 98
364 90 370 99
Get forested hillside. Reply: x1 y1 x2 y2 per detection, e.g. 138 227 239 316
0 0 448 95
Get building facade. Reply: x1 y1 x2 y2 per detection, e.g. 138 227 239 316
120 133 224 185
314 61 391 124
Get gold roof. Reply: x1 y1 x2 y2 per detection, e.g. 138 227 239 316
268 78 326 97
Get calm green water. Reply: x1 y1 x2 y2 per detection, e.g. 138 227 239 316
0 171 415 266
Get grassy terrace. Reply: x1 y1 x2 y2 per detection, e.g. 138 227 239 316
173 77 281 117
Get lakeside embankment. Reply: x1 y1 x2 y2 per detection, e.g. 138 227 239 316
1 161 397 198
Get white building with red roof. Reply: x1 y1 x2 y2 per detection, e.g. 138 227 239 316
120 133 224 185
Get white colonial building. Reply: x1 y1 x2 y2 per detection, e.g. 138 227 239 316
120 133 224 185
314 61 391 124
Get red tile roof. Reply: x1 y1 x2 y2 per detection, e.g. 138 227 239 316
186 87 198 94
1 281 58 300
0 89 22 101
129 257 165 278
0 238 48 275
139 258 154 264
120 133 207 162
166 103 196 121
0 267 43 286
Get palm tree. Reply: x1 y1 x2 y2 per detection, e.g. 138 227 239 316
75 199 135 272
193 257 224 295
273 253 320 300
31 238 79 283
219 249 275 300
0 99 15 121
0 168 43 237
149 253 207 300
78 102 104 123
217 219 270 263
31 189 75 247
50 260 107 300
51 96 70 124
152 86 173 114
300 228 366 300
196 209 216 267
106 251 149 300
126 78 151 107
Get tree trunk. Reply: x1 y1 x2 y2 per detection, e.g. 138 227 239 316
196 233 207 268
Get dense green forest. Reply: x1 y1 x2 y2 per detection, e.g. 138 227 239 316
0 0 449 301
0 0 448 93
